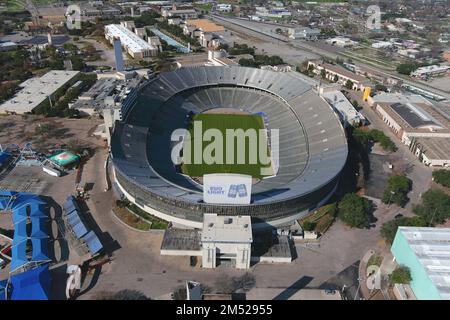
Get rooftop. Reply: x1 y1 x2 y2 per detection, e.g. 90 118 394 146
372 93 450 125
412 65 450 76
105 24 156 53
394 227 450 300
322 90 365 124
320 63 368 83
72 77 141 111
390 102 443 129
413 137 450 161
202 214 252 243
252 234 292 259
160 228 201 251
186 19 225 33
0 70 80 114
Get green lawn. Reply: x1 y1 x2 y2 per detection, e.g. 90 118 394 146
1 0 57 12
181 113 272 179
194 3 213 12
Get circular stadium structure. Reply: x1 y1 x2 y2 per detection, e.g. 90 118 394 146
111 66 348 228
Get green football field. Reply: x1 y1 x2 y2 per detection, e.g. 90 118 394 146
181 113 272 179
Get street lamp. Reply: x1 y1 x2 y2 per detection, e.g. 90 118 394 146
353 278 362 300
429 207 438 227
387 191 395 207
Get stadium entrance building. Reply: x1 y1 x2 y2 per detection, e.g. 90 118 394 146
160 213 292 269
201 214 252 269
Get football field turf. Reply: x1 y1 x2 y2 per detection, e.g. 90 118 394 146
181 113 272 179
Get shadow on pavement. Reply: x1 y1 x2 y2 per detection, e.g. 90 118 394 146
319 260 360 300
273 276 314 300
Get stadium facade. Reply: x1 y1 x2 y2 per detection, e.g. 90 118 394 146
110 66 348 229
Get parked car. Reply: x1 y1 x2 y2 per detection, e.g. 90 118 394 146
324 289 336 295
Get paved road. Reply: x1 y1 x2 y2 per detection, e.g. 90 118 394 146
348 90 433 213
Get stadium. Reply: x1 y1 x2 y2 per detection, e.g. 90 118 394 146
110 66 348 229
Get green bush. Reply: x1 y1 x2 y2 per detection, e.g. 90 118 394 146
390 266 412 284
381 174 412 207
380 216 427 243
302 221 316 231
413 189 450 225
397 63 418 75
228 43 255 55
352 128 397 152
345 80 354 90
116 198 129 208
338 193 373 228
432 170 450 188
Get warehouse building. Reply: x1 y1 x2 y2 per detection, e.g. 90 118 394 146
308 60 370 91
391 227 450 300
105 24 158 59
369 93 450 167
0 70 80 114
288 27 320 41
411 65 450 80
319 86 365 127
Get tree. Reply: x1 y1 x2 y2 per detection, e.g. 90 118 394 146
214 273 256 294
375 83 388 92
320 27 336 37
390 266 412 284
413 189 450 225
67 139 85 155
396 63 418 75
381 216 427 243
345 80 354 90
338 193 373 228
333 74 339 82
352 100 359 109
35 123 55 137
382 175 412 207
238 58 258 68
172 286 187 300
233 273 256 292
369 129 397 152
432 170 450 188
93 289 150 300
320 69 326 79
302 221 316 231
134 11 161 28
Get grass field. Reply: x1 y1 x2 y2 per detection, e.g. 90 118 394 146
181 113 272 179
0 0 57 12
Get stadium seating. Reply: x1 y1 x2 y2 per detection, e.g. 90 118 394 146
111 66 347 223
